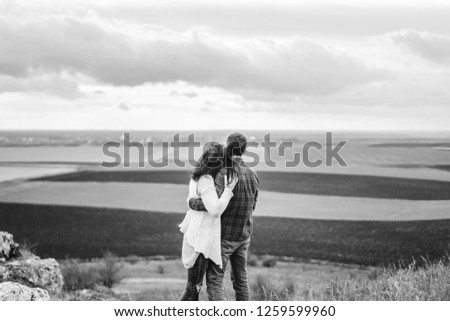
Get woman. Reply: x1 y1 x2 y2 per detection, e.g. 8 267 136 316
179 142 238 300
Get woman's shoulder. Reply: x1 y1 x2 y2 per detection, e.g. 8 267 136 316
197 174 214 189
188 178 197 191
198 174 214 183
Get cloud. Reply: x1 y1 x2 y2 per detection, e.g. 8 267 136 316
236 38 391 97
169 90 198 98
300 72 450 108
118 101 130 110
0 12 389 100
91 1 450 40
388 29 450 64
0 73 82 98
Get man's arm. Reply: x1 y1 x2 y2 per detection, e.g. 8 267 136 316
252 169 259 211
188 197 207 212
253 189 258 211
188 171 225 211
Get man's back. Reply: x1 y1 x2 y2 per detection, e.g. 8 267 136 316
220 158 259 241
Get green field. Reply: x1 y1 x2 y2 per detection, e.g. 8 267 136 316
33 170 450 200
2 202 449 266
4 168 450 267
432 165 450 172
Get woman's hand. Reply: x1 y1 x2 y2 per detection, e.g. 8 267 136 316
224 174 238 190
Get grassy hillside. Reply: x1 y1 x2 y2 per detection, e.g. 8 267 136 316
33 170 450 200
255 258 450 300
1 203 449 266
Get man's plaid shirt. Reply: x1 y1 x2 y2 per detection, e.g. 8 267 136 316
189 158 259 242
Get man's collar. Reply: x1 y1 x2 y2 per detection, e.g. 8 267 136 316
233 156 243 164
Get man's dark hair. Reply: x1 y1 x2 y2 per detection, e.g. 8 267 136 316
226 132 247 156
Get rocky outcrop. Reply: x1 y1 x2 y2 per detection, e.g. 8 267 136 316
0 232 20 261
3 257 64 295
0 265 5 280
1 231 64 300
0 281 49 301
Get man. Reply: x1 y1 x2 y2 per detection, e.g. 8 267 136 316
188 132 259 301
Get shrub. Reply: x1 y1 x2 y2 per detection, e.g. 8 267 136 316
61 262 99 291
262 257 277 268
248 254 259 267
61 252 123 292
18 241 37 260
157 264 165 274
97 251 123 288
123 255 140 265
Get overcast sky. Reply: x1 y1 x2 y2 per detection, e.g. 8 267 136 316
1 0 450 130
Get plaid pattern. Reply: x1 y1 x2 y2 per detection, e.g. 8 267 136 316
189 158 259 242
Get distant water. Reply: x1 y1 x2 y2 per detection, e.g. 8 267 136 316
0 146 106 163
0 130 450 181
0 166 76 183
0 145 166 164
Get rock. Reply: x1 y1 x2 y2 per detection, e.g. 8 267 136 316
3 257 64 295
0 231 20 260
9 243 21 259
0 282 49 301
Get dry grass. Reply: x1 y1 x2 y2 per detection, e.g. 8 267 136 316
254 257 450 301
56 254 450 301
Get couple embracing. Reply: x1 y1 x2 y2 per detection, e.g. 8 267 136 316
179 132 259 301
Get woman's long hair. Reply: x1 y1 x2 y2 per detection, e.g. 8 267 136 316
191 142 237 183
224 145 238 184
192 142 224 181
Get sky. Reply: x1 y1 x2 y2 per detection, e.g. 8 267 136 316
0 0 450 131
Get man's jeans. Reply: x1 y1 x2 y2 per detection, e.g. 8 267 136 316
206 237 251 301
